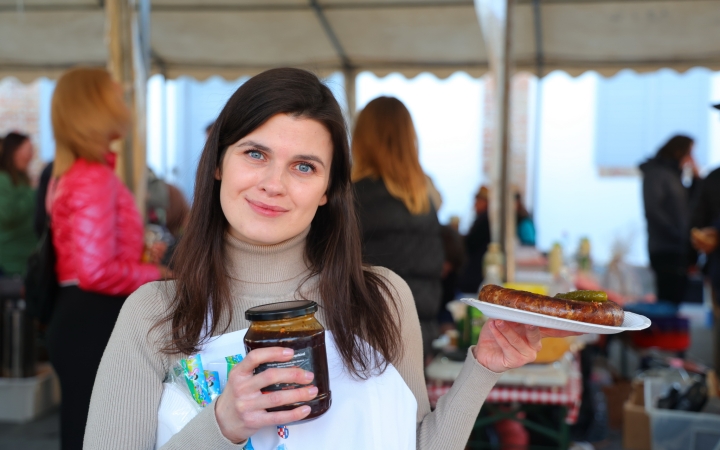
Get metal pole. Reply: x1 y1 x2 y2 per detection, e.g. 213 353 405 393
499 0 515 282
106 0 149 215
530 0 544 218
139 0 151 72
475 0 516 282
343 68 357 129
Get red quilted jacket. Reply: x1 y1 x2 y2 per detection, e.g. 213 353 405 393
50 156 160 296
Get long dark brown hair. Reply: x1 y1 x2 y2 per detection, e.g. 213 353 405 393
0 132 31 186
656 134 694 165
158 68 401 378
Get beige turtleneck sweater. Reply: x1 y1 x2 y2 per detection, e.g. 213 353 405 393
84 228 502 449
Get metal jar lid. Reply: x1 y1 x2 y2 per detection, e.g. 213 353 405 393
245 300 318 321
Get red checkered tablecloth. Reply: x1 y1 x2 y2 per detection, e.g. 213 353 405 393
427 353 583 424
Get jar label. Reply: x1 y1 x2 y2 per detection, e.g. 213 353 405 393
256 346 315 392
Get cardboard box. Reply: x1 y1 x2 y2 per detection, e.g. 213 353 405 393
623 381 651 450
603 380 633 429
0 363 60 423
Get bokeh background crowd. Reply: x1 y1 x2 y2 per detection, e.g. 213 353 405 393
2 1 720 449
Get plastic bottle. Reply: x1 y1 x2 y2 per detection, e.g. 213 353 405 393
465 248 506 348
576 237 592 272
548 242 563 278
483 242 505 281
548 242 574 296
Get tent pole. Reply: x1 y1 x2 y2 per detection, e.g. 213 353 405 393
476 0 516 282
344 68 357 129
106 0 150 216
500 0 515 283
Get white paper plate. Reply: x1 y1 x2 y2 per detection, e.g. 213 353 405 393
460 298 651 334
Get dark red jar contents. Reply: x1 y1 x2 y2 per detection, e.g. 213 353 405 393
244 300 331 420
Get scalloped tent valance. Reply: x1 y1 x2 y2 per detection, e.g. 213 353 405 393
1 0 719 83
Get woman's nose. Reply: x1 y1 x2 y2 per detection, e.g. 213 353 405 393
257 165 286 196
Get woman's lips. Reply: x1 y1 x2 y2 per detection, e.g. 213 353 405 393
246 199 289 217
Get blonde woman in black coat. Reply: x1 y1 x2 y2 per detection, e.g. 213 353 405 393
352 97 443 357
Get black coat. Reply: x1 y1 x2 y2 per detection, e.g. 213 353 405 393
691 167 720 230
353 178 443 321
692 167 720 290
34 162 53 237
457 212 491 294
639 157 696 255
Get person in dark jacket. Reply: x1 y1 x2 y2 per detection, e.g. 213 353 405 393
691 103 720 370
0 132 37 276
438 223 466 329
352 97 444 357
515 192 536 247
34 161 53 237
691 104 720 285
691 168 720 232
640 134 700 304
458 186 491 294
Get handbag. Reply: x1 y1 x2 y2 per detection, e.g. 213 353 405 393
23 220 58 325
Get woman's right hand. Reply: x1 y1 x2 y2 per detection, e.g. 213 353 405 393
215 347 317 444
691 227 719 254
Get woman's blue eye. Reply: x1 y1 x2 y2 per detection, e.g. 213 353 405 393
297 163 313 173
248 150 262 159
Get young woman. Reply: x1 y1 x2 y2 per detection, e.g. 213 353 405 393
85 68 572 450
47 68 165 450
351 97 444 357
0 132 37 276
639 134 699 304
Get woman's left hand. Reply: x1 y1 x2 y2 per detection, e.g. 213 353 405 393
474 319 581 373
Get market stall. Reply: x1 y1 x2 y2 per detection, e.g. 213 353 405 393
2 1 720 447
3 0 720 231
427 349 583 448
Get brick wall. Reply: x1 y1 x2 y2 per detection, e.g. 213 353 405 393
0 77 44 183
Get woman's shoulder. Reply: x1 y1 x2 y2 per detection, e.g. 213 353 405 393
64 159 117 186
117 281 176 334
365 266 422 357
125 280 175 308
0 172 12 189
365 265 414 306
57 160 121 204
0 172 32 195
353 177 389 197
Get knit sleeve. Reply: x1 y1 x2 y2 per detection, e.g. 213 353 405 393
84 282 244 450
373 267 502 450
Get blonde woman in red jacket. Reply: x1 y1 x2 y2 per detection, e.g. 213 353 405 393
46 68 166 450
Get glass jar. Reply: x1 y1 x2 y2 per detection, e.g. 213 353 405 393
482 242 505 281
244 300 331 420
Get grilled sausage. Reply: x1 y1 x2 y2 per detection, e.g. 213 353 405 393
479 285 624 326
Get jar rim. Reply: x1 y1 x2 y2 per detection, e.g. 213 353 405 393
245 300 318 321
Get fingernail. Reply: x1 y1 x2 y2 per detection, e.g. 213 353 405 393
304 371 314 380
301 406 311 414
308 386 318 395
528 325 538 331
282 348 293 356
496 320 505 329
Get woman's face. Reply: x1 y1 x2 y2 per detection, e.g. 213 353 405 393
13 139 33 173
218 113 333 246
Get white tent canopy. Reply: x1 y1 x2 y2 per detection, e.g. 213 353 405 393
2 0 720 82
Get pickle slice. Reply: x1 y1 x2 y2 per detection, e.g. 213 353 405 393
554 290 608 302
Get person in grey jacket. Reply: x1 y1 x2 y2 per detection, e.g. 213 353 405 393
352 97 444 358
640 134 699 304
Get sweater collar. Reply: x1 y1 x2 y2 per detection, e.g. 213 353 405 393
224 227 312 291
